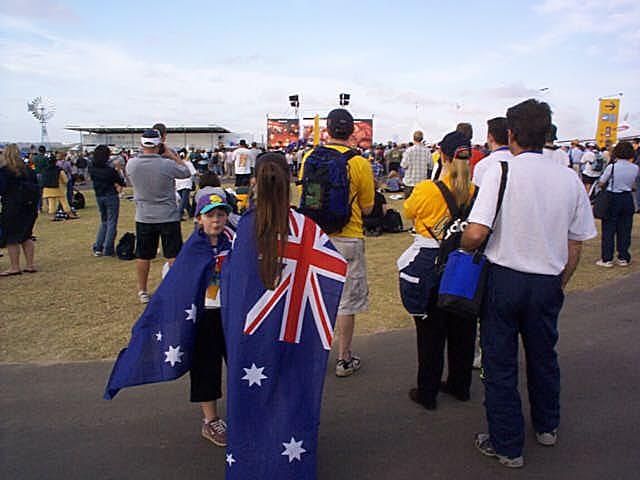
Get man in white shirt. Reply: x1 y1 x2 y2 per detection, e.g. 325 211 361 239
400 130 432 198
461 99 596 468
472 117 513 187
542 124 570 168
249 142 261 174
580 144 600 191
232 139 252 187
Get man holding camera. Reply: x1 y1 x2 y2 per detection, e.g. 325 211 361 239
126 128 191 303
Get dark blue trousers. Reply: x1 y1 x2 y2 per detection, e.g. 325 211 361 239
601 192 634 262
480 264 564 458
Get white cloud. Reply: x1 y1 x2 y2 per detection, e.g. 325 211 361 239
0 0 76 20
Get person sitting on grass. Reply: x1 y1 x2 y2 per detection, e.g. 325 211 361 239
385 170 403 192
363 180 388 236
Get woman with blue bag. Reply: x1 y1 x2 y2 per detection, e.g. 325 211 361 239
398 131 477 410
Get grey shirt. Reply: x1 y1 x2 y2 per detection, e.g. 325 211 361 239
126 154 191 223
599 160 639 193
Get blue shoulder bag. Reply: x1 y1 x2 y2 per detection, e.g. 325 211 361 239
437 161 508 319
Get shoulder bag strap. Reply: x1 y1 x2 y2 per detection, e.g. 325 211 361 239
478 160 509 254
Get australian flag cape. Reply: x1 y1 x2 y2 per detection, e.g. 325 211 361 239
104 227 232 400
221 208 347 480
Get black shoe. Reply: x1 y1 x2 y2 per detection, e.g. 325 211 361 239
409 388 437 410
440 382 470 401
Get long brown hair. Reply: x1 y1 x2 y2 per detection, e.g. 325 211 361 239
1 144 25 176
254 152 291 289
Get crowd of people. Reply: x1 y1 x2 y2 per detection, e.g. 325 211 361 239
2 102 639 476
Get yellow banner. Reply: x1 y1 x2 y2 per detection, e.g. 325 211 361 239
595 98 620 148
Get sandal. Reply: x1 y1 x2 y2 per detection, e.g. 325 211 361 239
0 270 22 277
23 268 37 273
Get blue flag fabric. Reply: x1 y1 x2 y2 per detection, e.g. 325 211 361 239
104 228 231 400
221 208 347 480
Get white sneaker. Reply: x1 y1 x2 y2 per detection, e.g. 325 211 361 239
616 258 630 267
138 291 151 304
536 429 558 446
472 351 482 370
595 260 613 268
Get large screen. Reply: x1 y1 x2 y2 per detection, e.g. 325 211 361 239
267 119 300 148
267 117 373 149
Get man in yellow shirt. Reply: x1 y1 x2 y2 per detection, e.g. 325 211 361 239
299 109 374 377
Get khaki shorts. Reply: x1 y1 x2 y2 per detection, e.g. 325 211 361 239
331 237 369 315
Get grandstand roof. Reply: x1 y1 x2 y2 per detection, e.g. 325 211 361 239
65 125 231 134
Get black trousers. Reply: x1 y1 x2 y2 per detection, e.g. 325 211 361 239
190 308 226 402
414 288 477 403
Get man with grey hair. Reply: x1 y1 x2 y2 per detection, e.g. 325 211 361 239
400 130 432 198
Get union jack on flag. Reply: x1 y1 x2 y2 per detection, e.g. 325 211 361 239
222 208 347 479
244 210 347 350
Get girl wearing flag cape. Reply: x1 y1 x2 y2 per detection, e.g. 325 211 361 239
104 192 234 450
221 153 347 479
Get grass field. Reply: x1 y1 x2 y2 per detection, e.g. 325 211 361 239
1 185 638 363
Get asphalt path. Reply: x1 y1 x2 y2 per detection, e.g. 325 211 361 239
2 273 639 479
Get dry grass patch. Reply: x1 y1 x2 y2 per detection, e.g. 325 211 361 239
1 189 638 362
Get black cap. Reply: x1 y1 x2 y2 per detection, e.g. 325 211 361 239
439 131 471 158
327 108 354 140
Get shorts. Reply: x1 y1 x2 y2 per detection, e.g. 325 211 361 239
190 308 226 402
331 237 369 315
135 221 183 260
235 173 251 187
582 174 599 185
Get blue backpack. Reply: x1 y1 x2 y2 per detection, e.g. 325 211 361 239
298 146 357 234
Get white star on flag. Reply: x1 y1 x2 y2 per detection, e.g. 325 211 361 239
185 304 197 323
155 331 162 342
164 345 184 367
242 363 267 387
226 453 236 467
281 437 306 463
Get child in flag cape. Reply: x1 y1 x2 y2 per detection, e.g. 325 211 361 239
104 192 234 450
191 193 234 447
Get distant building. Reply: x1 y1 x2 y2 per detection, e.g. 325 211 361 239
65 124 251 151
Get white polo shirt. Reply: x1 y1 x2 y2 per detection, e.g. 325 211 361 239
468 151 596 275
472 146 513 187
543 146 570 168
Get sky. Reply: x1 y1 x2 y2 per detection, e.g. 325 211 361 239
0 0 639 145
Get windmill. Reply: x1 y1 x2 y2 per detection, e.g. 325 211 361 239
27 96 56 145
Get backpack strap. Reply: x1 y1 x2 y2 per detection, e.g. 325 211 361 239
434 180 460 219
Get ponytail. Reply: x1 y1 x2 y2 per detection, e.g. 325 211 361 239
254 153 291 289
447 157 472 209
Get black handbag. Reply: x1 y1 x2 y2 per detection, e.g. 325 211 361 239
592 163 614 220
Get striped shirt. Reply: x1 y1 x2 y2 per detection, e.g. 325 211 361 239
400 144 432 187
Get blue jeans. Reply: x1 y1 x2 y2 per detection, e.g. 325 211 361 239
178 188 191 218
66 176 74 208
94 194 120 255
480 264 564 458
